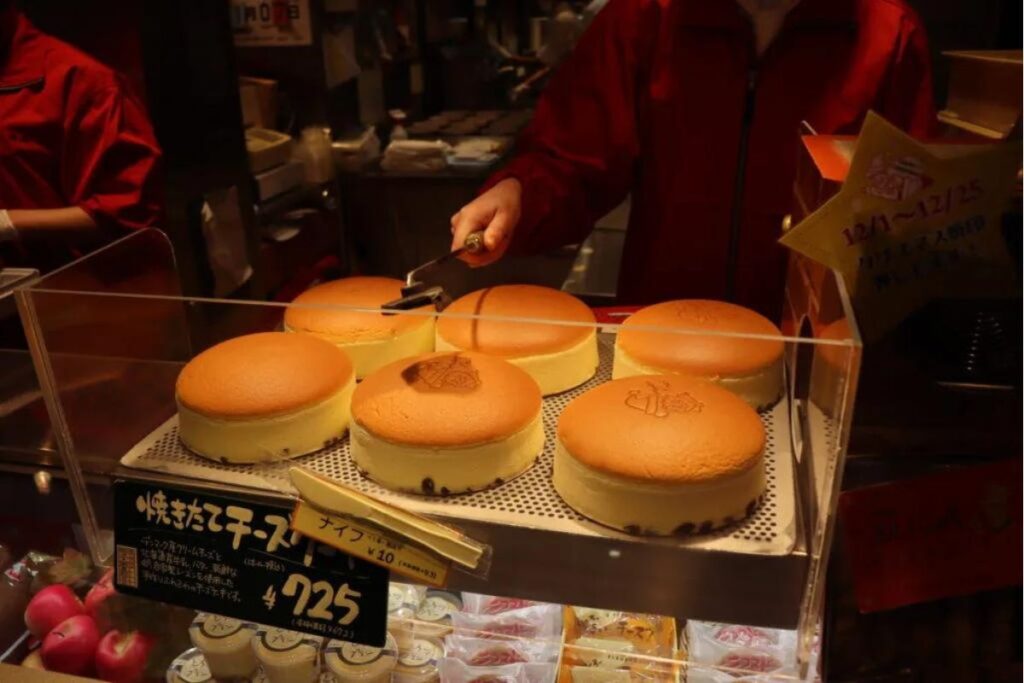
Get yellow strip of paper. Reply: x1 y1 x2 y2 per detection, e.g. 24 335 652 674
780 111 1020 341
291 501 450 587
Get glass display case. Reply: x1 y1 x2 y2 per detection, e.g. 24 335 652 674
8 229 861 682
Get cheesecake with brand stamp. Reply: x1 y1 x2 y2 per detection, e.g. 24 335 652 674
554 375 766 535
613 299 784 409
435 285 598 395
350 351 543 495
285 276 435 379
176 332 355 463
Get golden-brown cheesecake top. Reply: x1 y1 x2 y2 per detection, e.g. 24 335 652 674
617 300 783 376
352 351 541 446
176 332 353 418
284 276 433 342
557 375 764 483
436 285 595 357
816 317 854 368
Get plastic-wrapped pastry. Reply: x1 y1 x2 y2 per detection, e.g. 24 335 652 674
461 593 544 616
444 635 560 666
560 608 677 683
566 609 673 655
450 605 563 640
683 621 797 682
439 657 557 683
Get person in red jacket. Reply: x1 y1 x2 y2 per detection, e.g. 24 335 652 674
450 0 934 318
0 2 162 270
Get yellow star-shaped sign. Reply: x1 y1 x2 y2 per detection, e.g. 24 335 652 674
780 112 1020 341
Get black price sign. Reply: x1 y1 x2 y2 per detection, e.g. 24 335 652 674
113 480 388 646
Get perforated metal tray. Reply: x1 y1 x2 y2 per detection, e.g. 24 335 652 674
122 338 797 557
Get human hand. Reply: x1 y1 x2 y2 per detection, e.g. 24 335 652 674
450 178 521 266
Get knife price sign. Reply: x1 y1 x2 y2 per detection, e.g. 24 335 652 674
113 480 388 646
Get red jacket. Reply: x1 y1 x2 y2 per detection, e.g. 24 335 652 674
0 11 161 263
486 0 934 318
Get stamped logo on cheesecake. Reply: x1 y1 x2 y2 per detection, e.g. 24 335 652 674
403 355 481 393
624 381 703 418
674 300 721 324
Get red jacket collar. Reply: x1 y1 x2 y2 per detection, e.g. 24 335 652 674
0 12 47 88
679 0 857 31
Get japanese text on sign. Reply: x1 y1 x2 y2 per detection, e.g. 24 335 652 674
136 490 300 552
779 112 1020 340
115 482 388 646
291 502 449 587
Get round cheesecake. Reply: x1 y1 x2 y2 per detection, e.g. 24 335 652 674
613 300 784 409
350 351 543 495
810 318 854 418
554 375 766 536
176 332 355 463
284 276 435 379
435 285 598 395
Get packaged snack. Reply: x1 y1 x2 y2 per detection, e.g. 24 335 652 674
707 625 779 650
252 626 323 683
391 583 427 618
565 608 675 657
451 605 563 641
444 634 560 665
395 636 445 683
439 657 557 683
188 613 259 680
461 593 543 615
566 638 637 668
166 648 217 683
561 608 678 683
560 655 679 683
415 590 463 638
683 621 797 682
324 632 399 683
391 583 427 651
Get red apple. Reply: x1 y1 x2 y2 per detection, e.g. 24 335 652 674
24 584 85 638
85 569 116 631
95 630 155 683
40 614 100 676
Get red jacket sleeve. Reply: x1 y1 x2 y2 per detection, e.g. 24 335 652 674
483 0 654 255
61 80 163 235
877 6 935 139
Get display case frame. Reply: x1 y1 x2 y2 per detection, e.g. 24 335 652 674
12 229 861 680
